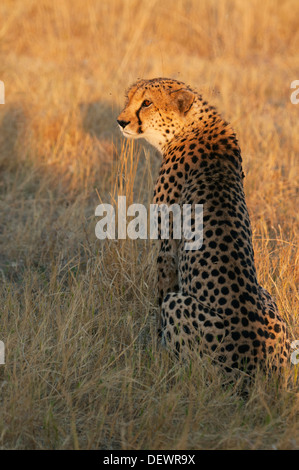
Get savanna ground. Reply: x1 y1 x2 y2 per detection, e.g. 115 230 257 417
0 0 299 450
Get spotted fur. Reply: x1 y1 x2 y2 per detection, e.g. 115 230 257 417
117 77 290 374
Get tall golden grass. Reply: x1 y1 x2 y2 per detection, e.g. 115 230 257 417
0 0 298 449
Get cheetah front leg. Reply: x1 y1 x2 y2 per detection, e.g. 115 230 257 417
157 238 180 334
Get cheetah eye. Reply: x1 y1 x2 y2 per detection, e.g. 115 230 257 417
142 99 152 108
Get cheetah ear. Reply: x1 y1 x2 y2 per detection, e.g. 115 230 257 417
173 89 195 115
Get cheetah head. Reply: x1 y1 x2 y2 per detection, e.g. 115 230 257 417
117 78 196 151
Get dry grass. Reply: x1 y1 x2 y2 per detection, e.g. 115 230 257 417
0 0 299 450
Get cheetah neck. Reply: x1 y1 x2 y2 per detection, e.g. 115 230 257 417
160 100 244 180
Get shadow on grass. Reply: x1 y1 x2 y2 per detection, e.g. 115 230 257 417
79 100 121 143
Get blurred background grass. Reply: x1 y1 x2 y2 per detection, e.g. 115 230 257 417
0 0 299 449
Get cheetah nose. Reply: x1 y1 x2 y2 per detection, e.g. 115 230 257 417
117 119 130 129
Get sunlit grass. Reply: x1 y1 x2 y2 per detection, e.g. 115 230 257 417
0 0 298 449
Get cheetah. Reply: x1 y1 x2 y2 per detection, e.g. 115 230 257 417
117 77 290 375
